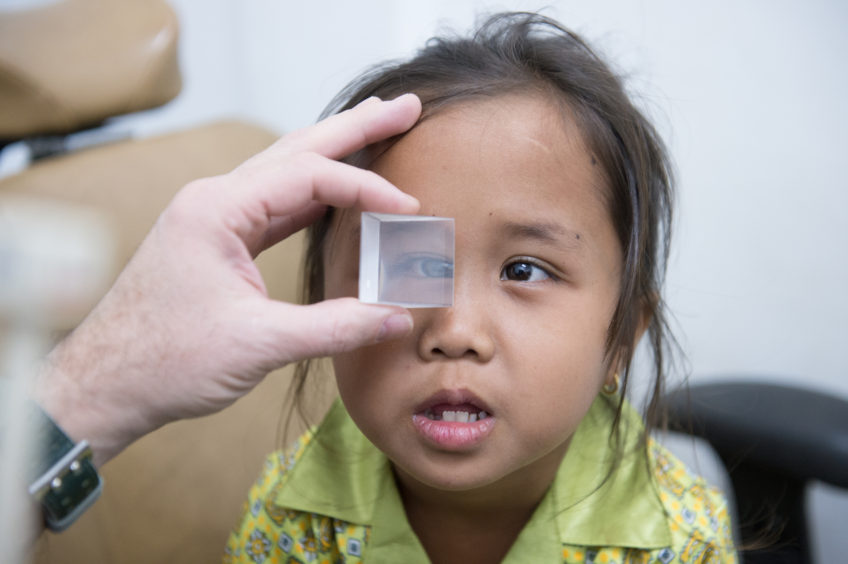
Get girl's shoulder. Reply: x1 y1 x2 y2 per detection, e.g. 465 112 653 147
261 430 316 485
223 428 373 564
647 437 737 562
232 428 316 506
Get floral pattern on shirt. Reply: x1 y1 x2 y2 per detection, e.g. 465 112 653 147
225 434 370 564
225 429 735 563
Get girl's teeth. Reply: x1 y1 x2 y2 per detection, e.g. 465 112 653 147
428 410 489 422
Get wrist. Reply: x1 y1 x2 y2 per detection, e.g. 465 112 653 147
33 338 152 468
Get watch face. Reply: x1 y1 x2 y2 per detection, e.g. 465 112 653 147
40 455 102 531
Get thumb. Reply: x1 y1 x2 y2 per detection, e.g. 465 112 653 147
264 298 414 363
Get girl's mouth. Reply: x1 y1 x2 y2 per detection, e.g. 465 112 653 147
412 393 495 450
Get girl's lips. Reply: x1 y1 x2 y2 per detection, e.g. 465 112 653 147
412 389 495 450
412 414 495 450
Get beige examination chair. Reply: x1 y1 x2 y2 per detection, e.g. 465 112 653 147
1 1 315 561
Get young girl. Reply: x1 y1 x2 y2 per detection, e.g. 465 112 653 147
225 13 736 563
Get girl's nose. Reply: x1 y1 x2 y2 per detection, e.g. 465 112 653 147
416 283 495 362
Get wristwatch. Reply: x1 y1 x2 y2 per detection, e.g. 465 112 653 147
27 402 102 532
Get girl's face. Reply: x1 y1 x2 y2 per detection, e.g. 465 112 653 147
324 93 622 498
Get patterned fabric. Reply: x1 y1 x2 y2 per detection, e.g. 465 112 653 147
225 400 737 563
224 435 370 564
556 441 735 564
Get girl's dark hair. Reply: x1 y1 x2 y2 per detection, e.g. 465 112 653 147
290 12 676 452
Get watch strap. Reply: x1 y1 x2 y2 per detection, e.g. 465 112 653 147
27 403 102 532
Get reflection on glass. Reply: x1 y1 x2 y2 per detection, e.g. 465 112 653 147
359 213 454 307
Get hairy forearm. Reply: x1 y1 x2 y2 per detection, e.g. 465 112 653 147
33 299 158 468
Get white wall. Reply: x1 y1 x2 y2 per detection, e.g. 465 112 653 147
118 0 847 558
131 0 848 399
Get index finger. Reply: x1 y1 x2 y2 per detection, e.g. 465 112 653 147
278 93 422 160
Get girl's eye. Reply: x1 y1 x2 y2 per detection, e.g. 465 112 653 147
388 254 454 279
500 260 551 282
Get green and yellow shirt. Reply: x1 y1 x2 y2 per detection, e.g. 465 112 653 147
225 398 737 563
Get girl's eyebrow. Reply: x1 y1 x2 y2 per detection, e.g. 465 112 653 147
503 221 583 248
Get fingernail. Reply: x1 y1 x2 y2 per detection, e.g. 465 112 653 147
356 96 382 108
376 312 413 342
392 92 418 103
401 193 420 208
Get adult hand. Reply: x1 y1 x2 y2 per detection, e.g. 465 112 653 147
33 94 422 467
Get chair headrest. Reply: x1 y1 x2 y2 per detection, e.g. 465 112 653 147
0 0 182 140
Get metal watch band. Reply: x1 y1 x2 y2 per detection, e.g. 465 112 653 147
27 403 102 532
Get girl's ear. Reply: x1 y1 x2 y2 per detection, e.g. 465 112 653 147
604 346 626 392
603 292 657 389
634 291 658 345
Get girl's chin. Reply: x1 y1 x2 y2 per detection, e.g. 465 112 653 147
391 456 512 495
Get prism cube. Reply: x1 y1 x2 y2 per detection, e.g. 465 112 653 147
359 212 454 307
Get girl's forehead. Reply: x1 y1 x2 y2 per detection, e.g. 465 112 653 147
417 92 586 155
371 93 608 218
326 93 620 271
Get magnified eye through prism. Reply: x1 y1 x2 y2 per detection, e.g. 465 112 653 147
359 212 454 308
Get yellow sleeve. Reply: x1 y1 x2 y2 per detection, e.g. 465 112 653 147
223 451 287 563
652 440 739 563
697 484 738 563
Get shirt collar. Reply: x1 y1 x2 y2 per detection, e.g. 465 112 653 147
549 396 671 549
274 397 670 557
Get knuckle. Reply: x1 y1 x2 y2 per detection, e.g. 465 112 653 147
326 316 350 354
293 150 322 167
284 150 319 175
164 178 219 223
287 152 321 184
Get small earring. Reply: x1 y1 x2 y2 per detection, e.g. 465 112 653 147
602 373 620 395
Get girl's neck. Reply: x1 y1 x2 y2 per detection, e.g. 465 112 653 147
393 442 569 564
